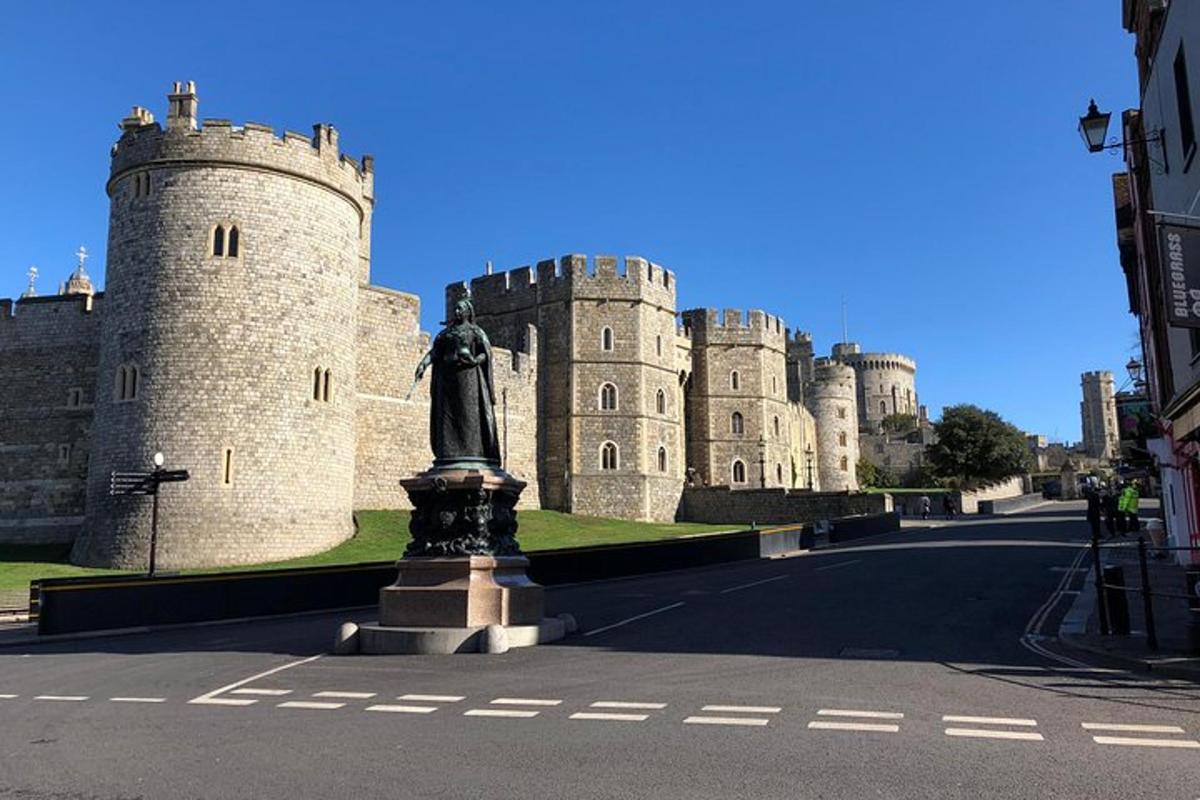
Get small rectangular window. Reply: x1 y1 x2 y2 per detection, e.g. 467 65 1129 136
222 448 234 485
1176 45 1196 168
57 444 71 465
67 388 82 407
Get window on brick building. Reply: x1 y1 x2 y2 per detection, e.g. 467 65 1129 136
601 327 614 352
730 370 740 390
879 401 887 416
212 224 240 258
731 411 744 435
66 388 83 407
838 431 847 447
600 383 618 411
601 441 619 471
656 388 666 414
732 459 747 484
658 446 667 473
1176 45 1196 168
840 455 848 471
837 407 846 420
114 364 139 401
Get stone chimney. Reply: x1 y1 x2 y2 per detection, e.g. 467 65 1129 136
166 81 198 131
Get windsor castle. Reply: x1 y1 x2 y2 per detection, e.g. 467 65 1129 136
0 84 923 569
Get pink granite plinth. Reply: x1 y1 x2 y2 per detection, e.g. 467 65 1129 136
378 555 544 628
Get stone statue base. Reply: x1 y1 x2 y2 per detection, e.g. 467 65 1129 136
339 466 573 655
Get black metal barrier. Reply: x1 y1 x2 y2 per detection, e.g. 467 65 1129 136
1091 536 1200 652
32 512 899 637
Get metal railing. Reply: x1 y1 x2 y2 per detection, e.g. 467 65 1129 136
1090 532 1199 651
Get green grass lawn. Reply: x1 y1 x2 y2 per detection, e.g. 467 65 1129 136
0 510 743 593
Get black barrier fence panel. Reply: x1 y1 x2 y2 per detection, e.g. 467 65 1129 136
830 512 901 544
34 514 897 637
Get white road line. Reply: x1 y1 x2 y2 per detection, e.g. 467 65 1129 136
702 705 782 714
464 709 539 718
109 697 167 704
398 694 464 703
814 559 862 572
719 575 788 594
490 698 562 706
945 728 1045 741
0 694 17 699
277 701 345 710
808 721 899 733
188 654 323 706
231 688 292 696
583 602 686 637
34 695 88 702
942 715 1038 727
1092 736 1200 749
817 709 904 719
1081 722 1187 734
570 712 649 722
365 704 438 714
685 716 771 727
314 691 377 700
591 701 668 710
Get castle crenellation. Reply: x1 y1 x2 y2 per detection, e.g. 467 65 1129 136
0 81 925 566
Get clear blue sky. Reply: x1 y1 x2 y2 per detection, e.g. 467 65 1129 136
0 1 1140 442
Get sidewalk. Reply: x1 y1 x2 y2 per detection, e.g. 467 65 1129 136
1059 541 1200 681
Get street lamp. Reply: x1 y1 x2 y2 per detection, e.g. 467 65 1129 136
804 445 815 491
1078 98 1164 169
1126 357 1146 389
757 435 767 489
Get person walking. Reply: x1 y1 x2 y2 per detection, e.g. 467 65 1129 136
1085 488 1102 542
1120 481 1141 533
919 494 931 521
942 495 957 520
1101 488 1118 538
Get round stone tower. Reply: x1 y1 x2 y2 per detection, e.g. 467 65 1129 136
806 359 860 492
72 82 375 568
830 343 917 431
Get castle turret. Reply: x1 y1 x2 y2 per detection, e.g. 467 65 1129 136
830 343 918 431
807 359 859 491
73 82 376 568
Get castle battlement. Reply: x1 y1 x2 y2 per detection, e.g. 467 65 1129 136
678 307 787 347
109 83 374 215
0 293 101 345
449 254 678 316
836 351 917 373
1082 370 1114 381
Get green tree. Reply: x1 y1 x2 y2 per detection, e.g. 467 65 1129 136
925 404 1031 489
880 413 918 436
857 458 899 489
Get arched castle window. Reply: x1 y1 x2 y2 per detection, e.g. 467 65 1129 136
656 388 666 414
772 375 777 394
313 368 322 401
837 407 846 420
212 224 240 258
601 327 614 352
730 370 740 391
323 369 331 402
222 447 235 486
600 383 618 411
838 431 848 447
66 388 83 408
731 412 744 435
601 441 619 471
114 364 139 402
657 446 667 473
312 368 332 402
133 173 151 198
776 463 783 484
773 416 780 437
732 459 747 484
879 401 887 416
656 335 662 357
840 455 848 471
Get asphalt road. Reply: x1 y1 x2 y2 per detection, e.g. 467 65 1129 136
1 502 1198 799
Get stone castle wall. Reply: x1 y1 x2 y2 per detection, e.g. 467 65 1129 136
72 86 372 569
807 360 860 491
0 295 101 543
831 344 918 431
677 486 888 526
682 308 793 489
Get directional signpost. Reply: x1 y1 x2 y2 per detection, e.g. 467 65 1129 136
109 453 189 576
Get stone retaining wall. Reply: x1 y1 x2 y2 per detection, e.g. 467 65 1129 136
678 486 889 526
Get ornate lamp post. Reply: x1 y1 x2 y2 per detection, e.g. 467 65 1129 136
1078 98 1164 170
1126 357 1146 390
757 434 767 488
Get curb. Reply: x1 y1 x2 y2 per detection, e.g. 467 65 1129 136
1056 564 1200 683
